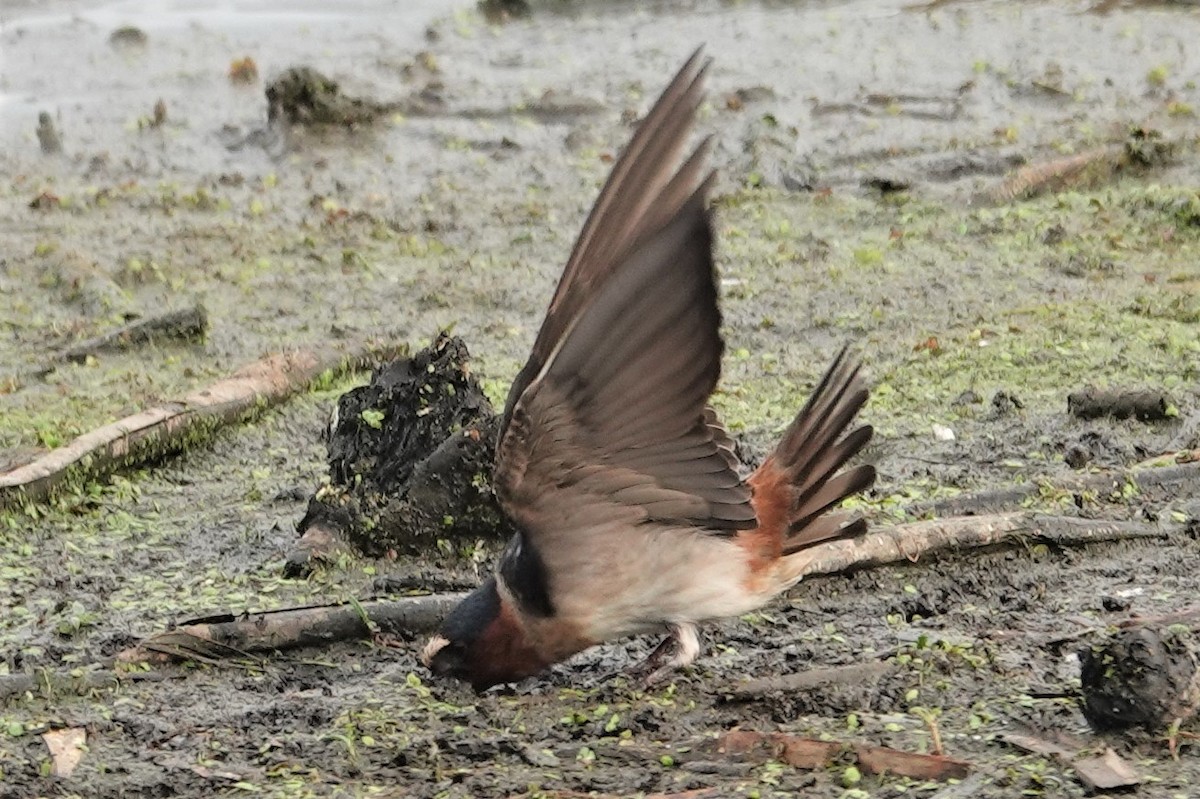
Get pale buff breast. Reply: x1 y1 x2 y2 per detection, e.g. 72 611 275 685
540 519 770 643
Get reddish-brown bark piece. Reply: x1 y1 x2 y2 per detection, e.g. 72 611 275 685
714 730 972 781
854 744 971 780
1001 732 1141 792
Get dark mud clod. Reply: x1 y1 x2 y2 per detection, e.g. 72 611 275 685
479 0 531 22
1079 626 1200 731
37 111 62 155
266 66 390 127
1068 387 1173 422
990 390 1024 416
296 333 514 561
108 25 148 49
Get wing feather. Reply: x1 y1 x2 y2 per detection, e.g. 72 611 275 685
495 190 756 542
499 48 712 439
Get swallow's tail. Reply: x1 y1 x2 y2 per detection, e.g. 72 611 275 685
745 348 875 567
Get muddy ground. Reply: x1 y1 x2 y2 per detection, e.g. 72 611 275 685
3 0 1200 796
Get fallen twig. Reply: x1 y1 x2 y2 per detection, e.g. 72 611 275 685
982 127 1172 205
790 512 1164 578
117 594 465 664
54 305 209 367
909 459 1200 518
0 664 173 702
1 669 117 701
0 340 403 510
1001 732 1140 792
981 144 1126 204
114 513 1158 667
1041 605 1200 655
727 661 895 700
714 729 971 780
1118 606 1200 630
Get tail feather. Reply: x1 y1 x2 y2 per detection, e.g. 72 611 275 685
783 513 867 556
786 464 876 545
762 347 875 553
791 424 873 510
775 348 861 467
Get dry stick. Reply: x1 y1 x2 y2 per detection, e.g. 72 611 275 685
115 512 1156 669
732 514 1161 699
0 340 403 510
0 664 170 701
1117 606 1200 630
11 305 211 383
1 595 467 699
788 512 1164 578
980 144 1126 204
56 305 209 365
118 593 466 664
908 460 1200 518
1041 605 1200 653
728 661 895 700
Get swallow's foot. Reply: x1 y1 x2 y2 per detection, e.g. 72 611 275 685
632 622 700 687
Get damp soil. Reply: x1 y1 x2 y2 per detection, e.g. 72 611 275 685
3 0 1200 797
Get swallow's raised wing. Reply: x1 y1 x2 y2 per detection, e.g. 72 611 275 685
499 48 713 437
493 184 756 595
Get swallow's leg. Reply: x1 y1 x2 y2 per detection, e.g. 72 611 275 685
635 622 701 687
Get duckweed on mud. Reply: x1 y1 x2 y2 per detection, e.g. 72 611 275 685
3 0 1200 796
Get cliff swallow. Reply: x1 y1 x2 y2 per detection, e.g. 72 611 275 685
421 49 875 691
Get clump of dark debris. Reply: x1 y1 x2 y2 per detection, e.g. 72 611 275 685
1079 626 1200 732
266 66 392 127
293 333 514 568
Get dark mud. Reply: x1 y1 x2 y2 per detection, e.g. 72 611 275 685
3 0 1200 797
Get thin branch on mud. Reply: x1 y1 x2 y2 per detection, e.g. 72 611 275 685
980 144 1126 204
715 729 971 780
117 514 1160 667
0 665 170 701
789 512 1164 578
1001 732 1141 792
908 460 1200 518
726 661 896 700
980 127 1171 205
0 340 404 510
54 305 209 367
117 593 466 664
1118 606 1200 630
1043 605 1200 653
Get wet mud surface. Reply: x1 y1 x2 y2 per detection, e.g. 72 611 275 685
3 0 1200 796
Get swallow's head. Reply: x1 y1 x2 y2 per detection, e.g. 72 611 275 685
421 576 548 692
